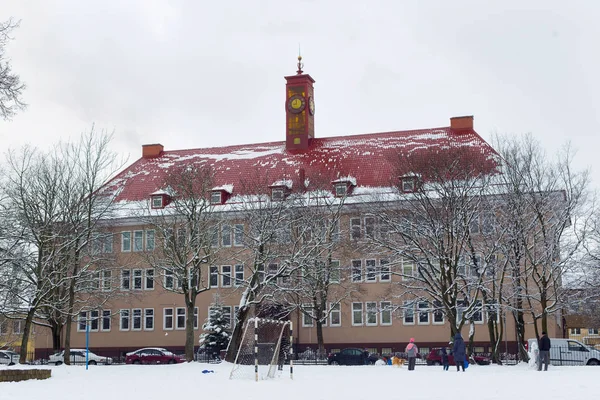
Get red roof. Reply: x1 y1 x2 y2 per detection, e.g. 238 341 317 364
106 126 497 203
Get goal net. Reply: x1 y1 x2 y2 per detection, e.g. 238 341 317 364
229 318 293 381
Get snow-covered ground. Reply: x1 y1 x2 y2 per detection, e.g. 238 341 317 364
1 361 598 400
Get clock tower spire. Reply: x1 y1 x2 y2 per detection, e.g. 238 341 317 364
285 55 315 151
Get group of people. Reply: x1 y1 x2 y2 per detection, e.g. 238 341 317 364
404 332 468 371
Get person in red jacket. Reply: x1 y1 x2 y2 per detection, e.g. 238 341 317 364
405 338 419 371
538 332 551 371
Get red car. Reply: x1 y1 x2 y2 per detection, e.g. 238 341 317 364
426 347 490 366
125 347 185 365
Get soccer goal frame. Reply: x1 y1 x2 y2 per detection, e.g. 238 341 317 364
229 318 294 381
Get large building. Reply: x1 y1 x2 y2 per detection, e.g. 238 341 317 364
33 58 558 360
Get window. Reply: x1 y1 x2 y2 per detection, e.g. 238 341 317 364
331 219 340 242
176 308 186 329
133 230 143 252
102 270 111 291
433 300 445 324
234 264 244 286
209 266 218 287
330 303 341 326
145 269 154 290
222 306 232 328
329 260 340 284
271 188 284 201
352 303 363 326
210 225 219 247
77 312 87 332
233 224 244 246
211 191 222 204
380 301 392 326
0 320 6 335
233 306 240 329
221 265 232 287
365 217 375 239
570 328 581 335
418 302 430 325
90 310 99 331
302 305 314 327
121 232 131 252
101 233 113 253
144 309 154 330
334 183 347 197
403 301 415 325
380 260 390 282
163 308 174 330
194 307 199 329
365 259 377 282
351 260 362 282
133 269 143 290
132 309 142 331
146 230 155 251
485 301 499 322
13 320 22 334
589 328 599 335
469 213 480 234
221 224 232 247
151 195 163 208
481 211 494 234
177 228 186 248
350 218 361 240
101 310 111 331
402 259 414 280
164 270 174 290
121 270 130 290
120 309 130 331
366 302 377 326
471 300 483 324
401 177 416 193
90 271 100 291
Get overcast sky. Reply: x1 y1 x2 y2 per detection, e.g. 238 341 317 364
2 0 599 189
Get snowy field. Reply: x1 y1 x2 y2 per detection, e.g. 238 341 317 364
1 361 598 400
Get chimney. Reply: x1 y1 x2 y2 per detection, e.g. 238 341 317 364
450 115 474 130
142 144 164 159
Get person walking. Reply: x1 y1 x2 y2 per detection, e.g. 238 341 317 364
405 338 419 371
440 347 449 371
452 333 467 372
538 331 551 371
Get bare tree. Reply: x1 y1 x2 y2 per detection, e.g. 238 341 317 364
0 18 26 120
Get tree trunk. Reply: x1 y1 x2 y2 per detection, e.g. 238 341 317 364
51 321 63 350
19 307 36 364
184 295 196 362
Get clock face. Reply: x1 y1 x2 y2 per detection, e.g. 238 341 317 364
308 96 315 115
287 95 305 113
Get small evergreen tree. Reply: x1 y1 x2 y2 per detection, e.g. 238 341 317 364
199 304 231 352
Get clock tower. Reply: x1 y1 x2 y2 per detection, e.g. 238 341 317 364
285 56 315 151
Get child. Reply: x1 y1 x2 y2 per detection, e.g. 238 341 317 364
440 347 449 371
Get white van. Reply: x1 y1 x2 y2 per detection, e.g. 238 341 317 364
527 338 600 366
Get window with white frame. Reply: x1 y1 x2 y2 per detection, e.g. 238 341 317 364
433 300 445 324
380 301 392 325
121 232 131 252
151 195 163 208
365 259 377 282
485 301 499 322
209 266 218 287
90 310 99 331
352 302 363 326
402 259 414 280
351 260 362 282
350 218 361 240
164 270 174 290
120 309 130 331
101 310 111 331
364 217 375 239
471 300 483 324
271 188 284 201
401 177 416 193
334 183 347 197
163 308 174 330
222 306 232 328
481 211 494 234
102 270 111 291
570 328 581 335
331 219 340 242
77 312 87 332
329 260 340 284
234 264 244 286
211 191 222 204
194 307 199 329
0 320 6 335
146 230 155 251
221 224 232 247
302 305 314 327
144 309 154 330
233 306 240 329
589 328 599 335
121 269 130 290
469 213 480 234
456 300 466 322
177 228 186 248
13 320 22 334
176 308 186 329
164 228 174 248
221 265 232 287
403 301 415 324
145 269 154 290
133 269 143 290
330 303 341 326
366 302 378 326
380 260 391 282
210 225 219 247
101 233 113 253
233 224 244 246
132 308 142 331
418 301 430 324
133 230 143 252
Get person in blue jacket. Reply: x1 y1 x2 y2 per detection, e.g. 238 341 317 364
452 333 467 372
440 347 449 371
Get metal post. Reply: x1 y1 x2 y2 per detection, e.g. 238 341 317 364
85 320 90 370
289 321 294 380
254 318 259 382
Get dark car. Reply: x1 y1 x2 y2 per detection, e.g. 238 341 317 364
426 347 490 366
125 347 185 365
327 348 379 366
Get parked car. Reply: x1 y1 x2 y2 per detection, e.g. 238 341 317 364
0 350 19 366
527 338 600 366
426 347 490 366
48 349 113 365
125 347 185 365
327 348 380 365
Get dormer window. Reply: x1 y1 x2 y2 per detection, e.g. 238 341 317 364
331 176 356 197
150 189 172 209
151 195 164 209
211 191 222 205
399 174 420 193
271 187 285 201
334 183 347 197
269 179 292 201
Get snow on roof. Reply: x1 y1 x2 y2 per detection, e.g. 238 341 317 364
212 184 234 194
332 176 357 186
270 179 293 189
